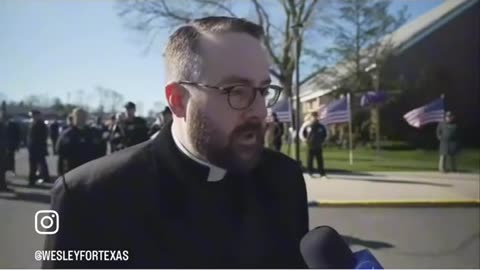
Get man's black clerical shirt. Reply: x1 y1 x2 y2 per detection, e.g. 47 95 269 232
43 122 309 268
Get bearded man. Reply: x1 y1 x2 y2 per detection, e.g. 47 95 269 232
43 16 308 268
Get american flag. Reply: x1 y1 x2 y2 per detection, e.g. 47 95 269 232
403 98 444 128
266 98 292 122
319 96 351 125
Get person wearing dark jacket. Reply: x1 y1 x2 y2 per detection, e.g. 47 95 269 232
6 117 21 174
303 111 328 178
437 111 459 173
123 101 149 147
0 109 10 191
27 110 50 185
43 16 308 268
49 120 60 155
271 113 284 151
56 108 97 174
90 116 109 159
149 106 172 138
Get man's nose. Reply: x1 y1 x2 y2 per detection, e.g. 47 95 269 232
245 92 268 120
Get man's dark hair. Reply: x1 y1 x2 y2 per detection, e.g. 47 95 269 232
125 101 136 110
164 16 265 82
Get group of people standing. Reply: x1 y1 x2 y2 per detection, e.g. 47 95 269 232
0 101 173 191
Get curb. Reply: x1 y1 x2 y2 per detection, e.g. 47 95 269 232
308 200 480 207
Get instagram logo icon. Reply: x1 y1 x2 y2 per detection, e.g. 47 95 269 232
35 210 59 235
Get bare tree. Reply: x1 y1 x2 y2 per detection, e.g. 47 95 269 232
75 89 86 108
24 95 41 107
322 0 408 152
111 90 125 113
116 0 332 99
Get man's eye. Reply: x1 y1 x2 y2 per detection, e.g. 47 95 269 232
229 86 248 96
258 87 269 96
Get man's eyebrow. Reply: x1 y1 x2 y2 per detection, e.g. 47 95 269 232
218 75 271 86
261 78 272 85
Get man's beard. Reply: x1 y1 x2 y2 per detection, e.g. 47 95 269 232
187 101 265 173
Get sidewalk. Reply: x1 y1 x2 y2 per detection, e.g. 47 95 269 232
305 171 480 206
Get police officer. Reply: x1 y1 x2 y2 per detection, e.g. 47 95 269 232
90 116 109 159
56 108 96 174
437 111 459 173
303 111 328 178
122 101 149 147
27 110 50 185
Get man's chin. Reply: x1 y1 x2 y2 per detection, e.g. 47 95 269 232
231 146 263 172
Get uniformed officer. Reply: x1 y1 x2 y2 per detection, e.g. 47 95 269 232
303 111 328 178
56 108 96 174
437 111 459 173
27 110 50 185
122 101 149 147
90 116 109 159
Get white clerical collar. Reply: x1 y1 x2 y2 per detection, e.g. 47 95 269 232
171 125 226 182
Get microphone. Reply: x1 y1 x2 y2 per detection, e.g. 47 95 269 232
300 226 383 269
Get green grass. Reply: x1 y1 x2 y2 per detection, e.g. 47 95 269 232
281 144 480 173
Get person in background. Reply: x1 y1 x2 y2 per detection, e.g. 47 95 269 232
57 115 73 176
0 109 11 192
161 106 172 125
27 110 50 185
109 112 125 152
49 120 60 155
6 115 21 175
122 101 149 147
56 108 96 174
91 116 109 159
271 113 284 151
303 111 328 178
437 111 459 173
149 106 172 138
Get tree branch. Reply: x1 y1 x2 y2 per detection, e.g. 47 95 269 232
158 0 192 23
299 66 326 86
251 0 282 71
300 0 319 25
196 0 237 17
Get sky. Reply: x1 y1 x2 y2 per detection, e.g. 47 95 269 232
0 0 444 115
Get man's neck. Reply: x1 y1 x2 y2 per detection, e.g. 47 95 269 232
171 121 226 182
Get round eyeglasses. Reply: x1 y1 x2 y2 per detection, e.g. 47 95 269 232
178 81 283 110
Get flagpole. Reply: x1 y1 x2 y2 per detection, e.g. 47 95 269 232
348 93 353 165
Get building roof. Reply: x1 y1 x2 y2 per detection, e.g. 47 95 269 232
299 0 478 101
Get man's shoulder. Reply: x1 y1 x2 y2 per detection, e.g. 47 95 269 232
261 148 302 174
56 140 155 193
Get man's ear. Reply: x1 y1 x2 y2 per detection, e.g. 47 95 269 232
165 83 188 118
